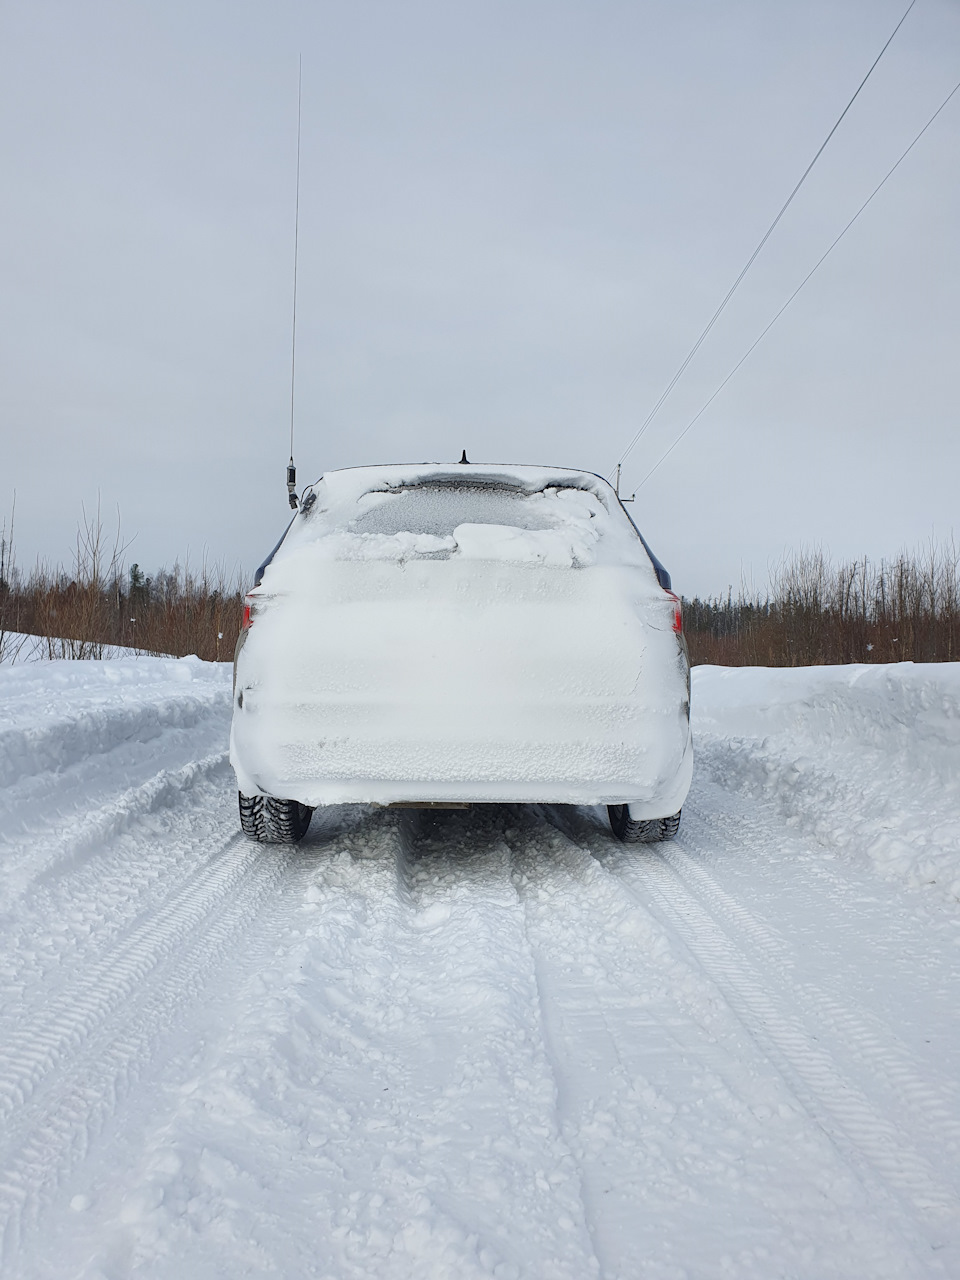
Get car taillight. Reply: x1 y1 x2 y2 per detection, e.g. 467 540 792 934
665 590 683 634
241 595 255 630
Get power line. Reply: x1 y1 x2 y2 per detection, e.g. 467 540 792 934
611 0 917 481
634 74 960 492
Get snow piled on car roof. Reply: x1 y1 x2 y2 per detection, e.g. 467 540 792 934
274 463 653 570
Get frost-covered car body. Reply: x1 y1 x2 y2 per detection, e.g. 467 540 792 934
231 463 692 816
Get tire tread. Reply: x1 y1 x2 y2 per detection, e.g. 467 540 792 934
607 804 681 844
238 792 313 843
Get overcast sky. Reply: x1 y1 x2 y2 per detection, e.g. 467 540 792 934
1 0 957 597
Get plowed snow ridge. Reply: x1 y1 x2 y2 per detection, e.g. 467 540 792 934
0 655 957 1279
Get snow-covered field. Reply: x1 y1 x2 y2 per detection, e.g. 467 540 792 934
1 654 958 1279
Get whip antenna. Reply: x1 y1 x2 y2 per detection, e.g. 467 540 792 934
286 56 303 510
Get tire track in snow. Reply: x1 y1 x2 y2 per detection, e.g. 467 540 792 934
98 808 601 1280
523 807 952 1278
0 757 234 1019
0 810 293 1264
511 812 904 1279
391 808 602 1280
499 816 641 1280
658 807 960 1179
16 803 374 1280
636 855 957 1222
0 750 230 917
543 807 957 1265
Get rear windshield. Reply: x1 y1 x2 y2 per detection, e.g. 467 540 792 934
280 471 658 574
352 483 562 536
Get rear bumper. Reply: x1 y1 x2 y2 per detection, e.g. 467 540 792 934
230 698 692 810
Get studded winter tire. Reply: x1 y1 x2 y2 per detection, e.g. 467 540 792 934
607 805 681 844
239 792 314 843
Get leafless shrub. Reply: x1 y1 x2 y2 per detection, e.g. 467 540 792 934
28 500 128 659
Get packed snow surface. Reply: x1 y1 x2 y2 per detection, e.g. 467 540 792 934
2 654 959 1278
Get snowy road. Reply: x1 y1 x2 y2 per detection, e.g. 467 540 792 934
1 658 958 1278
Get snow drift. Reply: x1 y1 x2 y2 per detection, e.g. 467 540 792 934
694 661 960 900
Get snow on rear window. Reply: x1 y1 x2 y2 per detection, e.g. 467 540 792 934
275 469 655 572
352 484 557 537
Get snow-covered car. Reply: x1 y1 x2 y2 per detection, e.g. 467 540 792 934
230 462 692 844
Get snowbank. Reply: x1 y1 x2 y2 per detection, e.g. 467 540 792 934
0 654 231 787
693 662 960 900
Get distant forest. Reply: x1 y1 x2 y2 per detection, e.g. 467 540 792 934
1 510 957 666
683 544 958 666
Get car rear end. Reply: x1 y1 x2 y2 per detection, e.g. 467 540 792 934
230 465 691 813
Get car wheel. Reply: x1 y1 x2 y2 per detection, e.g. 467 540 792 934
239 792 314 843
607 805 681 844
